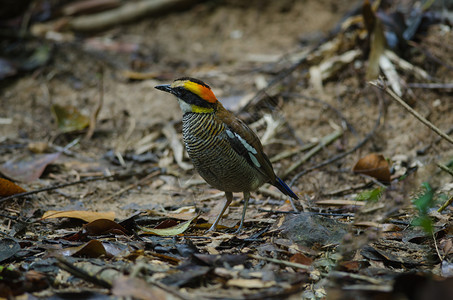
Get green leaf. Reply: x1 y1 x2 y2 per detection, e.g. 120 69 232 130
411 216 433 234
139 216 196 236
51 104 90 133
413 182 434 214
356 187 385 202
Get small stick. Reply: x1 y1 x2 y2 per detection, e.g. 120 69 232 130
437 162 453 178
248 254 312 271
437 195 453 213
329 271 384 285
101 169 161 202
270 141 317 163
290 94 384 186
56 256 112 289
370 79 453 145
86 66 104 140
432 231 443 262
0 168 161 203
282 130 343 178
408 83 453 89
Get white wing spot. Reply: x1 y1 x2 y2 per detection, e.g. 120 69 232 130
235 132 257 154
249 153 261 168
227 129 260 167
226 129 235 139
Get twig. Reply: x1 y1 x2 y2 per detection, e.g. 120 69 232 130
270 141 317 163
56 256 112 289
342 284 392 292
432 231 443 262
248 254 312 271
416 126 453 155
370 79 453 145
408 83 453 89
257 208 299 214
0 168 161 203
322 182 374 197
101 169 161 202
86 66 104 140
69 0 201 31
239 44 320 113
328 270 384 285
437 162 453 178
437 195 453 213
407 40 453 72
284 93 357 135
282 129 343 179
289 93 384 187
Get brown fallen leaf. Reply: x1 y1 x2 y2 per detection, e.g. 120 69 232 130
289 253 313 266
112 275 175 300
82 219 128 236
42 210 115 223
60 240 107 258
63 219 128 241
0 152 60 183
0 178 26 197
352 153 391 183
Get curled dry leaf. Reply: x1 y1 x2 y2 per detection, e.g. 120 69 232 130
63 219 128 241
140 216 197 236
0 178 26 197
352 153 391 183
59 240 107 258
82 219 128 236
42 210 115 223
51 104 90 133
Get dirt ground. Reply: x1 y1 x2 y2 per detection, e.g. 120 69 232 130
1 0 453 299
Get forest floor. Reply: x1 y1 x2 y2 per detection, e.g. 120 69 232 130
1 0 452 299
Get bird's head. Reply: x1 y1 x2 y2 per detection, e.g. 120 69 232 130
155 77 218 114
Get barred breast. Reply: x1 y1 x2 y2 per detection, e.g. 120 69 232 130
182 112 267 193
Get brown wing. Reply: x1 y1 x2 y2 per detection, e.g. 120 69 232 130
215 103 277 183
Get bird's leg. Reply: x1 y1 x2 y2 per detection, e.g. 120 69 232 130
235 191 250 233
207 191 233 232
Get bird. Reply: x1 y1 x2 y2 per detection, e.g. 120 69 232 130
155 77 299 232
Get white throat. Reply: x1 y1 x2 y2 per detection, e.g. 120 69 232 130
177 99 193 113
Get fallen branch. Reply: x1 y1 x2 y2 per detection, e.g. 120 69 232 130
437 195 453 213
101 168 161 202
69 0 200 31
437 162 453 178
370 78 453 145
289 94 384 187
282 129 343 179
248 254 312 271
0 167 162 204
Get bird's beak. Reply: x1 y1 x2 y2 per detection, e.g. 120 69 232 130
155 84 173 94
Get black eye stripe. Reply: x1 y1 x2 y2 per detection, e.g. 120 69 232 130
175 87 215 109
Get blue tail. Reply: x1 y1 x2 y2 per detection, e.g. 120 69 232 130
273 177 299 199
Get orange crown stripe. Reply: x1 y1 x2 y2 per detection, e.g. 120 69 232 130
184 81 217 103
